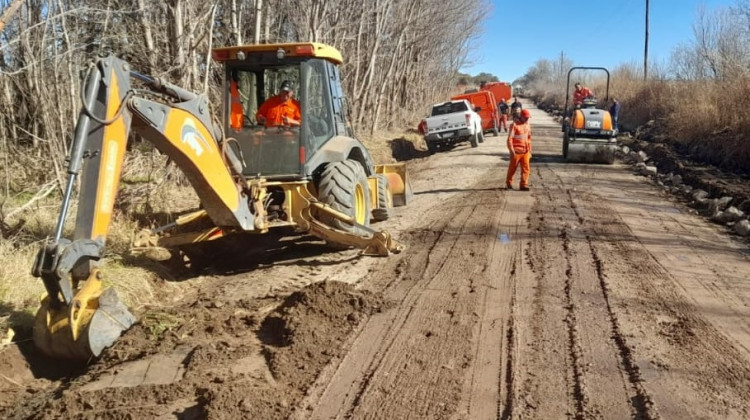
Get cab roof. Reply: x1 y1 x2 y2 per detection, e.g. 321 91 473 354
212 42 343 65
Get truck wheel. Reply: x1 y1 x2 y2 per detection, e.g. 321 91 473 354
563 132 569 159
372 174 393 222
493 121 499 137
478 131 485 143
470 132 479 148
317 159 372 235
427 142 437 155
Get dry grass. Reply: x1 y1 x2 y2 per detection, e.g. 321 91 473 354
0 152 201 334
603 71 750 172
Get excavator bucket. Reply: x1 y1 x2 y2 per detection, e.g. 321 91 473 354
375 163 412 207
33 270 135 360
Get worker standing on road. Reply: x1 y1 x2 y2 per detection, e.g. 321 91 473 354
573 83 594 106
498 99 509 132
510 96 523 117
610 98 621 132
506 109 532 191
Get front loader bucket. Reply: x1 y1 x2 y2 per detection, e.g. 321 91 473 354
375 163 412 207
33 272 135 361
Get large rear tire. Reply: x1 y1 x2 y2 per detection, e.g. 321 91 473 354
493 120 499 137
372 173 393 222
563 132 570 159
317 159 372 235
470 132 479 148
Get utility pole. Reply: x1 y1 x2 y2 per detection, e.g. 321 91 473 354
644 0 649 80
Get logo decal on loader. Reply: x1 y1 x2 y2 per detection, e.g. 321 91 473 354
181 118 211 157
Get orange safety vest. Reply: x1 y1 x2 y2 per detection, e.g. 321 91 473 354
230 80 243 131
510 122 531 154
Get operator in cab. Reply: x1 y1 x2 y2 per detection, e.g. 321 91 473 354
256 80 301 127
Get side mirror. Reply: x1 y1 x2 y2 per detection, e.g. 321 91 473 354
474 106 482 112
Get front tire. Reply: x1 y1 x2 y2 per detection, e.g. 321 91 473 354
372 174 393 222
317 160 372 235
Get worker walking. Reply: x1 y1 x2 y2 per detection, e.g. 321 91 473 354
506 109 532 191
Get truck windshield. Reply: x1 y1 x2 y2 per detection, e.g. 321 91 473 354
431 102 467 116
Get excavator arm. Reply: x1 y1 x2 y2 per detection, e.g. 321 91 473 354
31 54 254 360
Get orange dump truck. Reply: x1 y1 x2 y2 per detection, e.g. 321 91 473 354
481 81 513 103
451 90 500 136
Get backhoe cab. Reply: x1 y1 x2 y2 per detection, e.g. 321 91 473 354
31 43 410 360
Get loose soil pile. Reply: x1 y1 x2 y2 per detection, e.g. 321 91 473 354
0 281 382 420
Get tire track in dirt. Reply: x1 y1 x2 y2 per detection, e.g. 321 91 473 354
584 236 658 419
523 164 659 419
532 166 597 419
513 165 578 419
498 257 518 420
556 174 659 420
559 228 593 419
561 170 750 419
301 177 510 419
454 188 530 420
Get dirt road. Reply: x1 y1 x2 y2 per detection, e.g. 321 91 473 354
2 103 749 420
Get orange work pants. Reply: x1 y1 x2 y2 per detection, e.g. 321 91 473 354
506 152 531 188
499 114 508 131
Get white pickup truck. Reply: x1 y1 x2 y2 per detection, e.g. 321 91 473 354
422 99 483 154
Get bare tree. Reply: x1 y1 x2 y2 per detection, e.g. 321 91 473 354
0 0 490 200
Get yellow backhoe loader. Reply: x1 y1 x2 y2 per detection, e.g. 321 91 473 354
31 43 410 360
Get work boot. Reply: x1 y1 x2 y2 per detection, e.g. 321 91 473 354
506 184 513 190
520 186 530 191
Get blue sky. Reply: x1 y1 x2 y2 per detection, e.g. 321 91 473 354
461 0 738 82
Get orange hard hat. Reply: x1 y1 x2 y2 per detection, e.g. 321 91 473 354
521 109 531 119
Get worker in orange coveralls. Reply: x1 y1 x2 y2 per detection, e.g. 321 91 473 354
255 80 301 128
573 82 594 105
229 77 244 131
506 108 532 191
